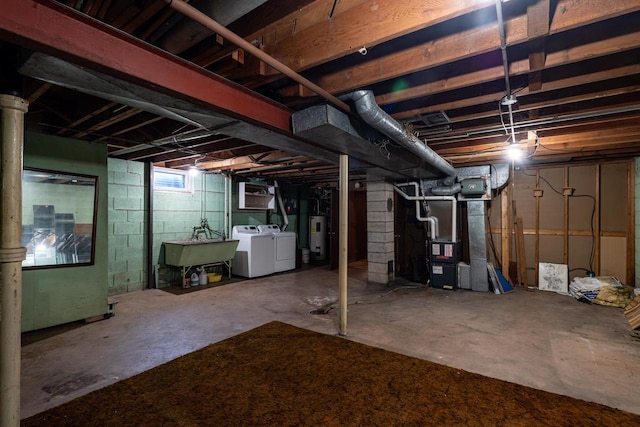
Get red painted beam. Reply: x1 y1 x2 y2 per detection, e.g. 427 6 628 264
0 0 291 132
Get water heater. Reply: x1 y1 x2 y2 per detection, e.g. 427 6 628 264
309 216 326 260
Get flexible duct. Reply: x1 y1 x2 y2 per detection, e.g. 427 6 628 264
431 183 462 196
341 90 456 178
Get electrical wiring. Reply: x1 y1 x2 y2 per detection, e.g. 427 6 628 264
520 168 596 272
498 98 510 137
375 139 391 160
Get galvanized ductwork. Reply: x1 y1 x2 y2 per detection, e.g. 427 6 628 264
341 90 456 178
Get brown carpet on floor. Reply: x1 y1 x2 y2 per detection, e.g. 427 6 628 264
22 321 640 426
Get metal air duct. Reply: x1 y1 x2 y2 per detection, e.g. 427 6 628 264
341 90 456 178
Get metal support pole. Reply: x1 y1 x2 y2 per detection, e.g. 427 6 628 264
0 94 28 427
338 154 348 336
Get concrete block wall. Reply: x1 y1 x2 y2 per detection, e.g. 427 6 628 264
108 158 146 295
154 172 225 287
108 159 226 293
367 175 395 284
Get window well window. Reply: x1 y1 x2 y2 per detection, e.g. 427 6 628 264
153 167 193 193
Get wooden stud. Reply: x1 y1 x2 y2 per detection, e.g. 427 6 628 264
501 186 510 282
595 164 601 275
563 166 569 264
627 161 635 286
535 168 540 286
515 217 528 287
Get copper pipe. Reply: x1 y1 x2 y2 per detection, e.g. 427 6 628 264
164 0 352 114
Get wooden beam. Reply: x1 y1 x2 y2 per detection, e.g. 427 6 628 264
277 8 518 97
276 0 639 106
563 166 569 264
393 78 640 121
595 164 601 274
121 0 166 34
501 186 510 282
228 0 496 82
26 82 52 104
197 150 298 170
96 0 112 21
515 217 527 286
628 161 636 286
148 141 260 165
72 108 143 138
0 0 292 132
527 0 549 121
489 228 628 238
535 168 541 286
56 102 118 135
94 116 165 142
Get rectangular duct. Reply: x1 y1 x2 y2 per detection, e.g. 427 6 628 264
467 200 490 292
292 104 443 181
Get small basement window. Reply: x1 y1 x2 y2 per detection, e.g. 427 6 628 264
153 167 193 193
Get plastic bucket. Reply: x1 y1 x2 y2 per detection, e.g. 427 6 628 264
208 273 222 283
302 248 310 264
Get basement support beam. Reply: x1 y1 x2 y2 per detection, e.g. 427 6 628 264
339 154 349 336
0 94 28 427
0 0 291 133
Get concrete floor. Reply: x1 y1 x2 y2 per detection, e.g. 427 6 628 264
21 263 640 419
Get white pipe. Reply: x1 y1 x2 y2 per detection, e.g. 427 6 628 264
338 154 348 336
423 217 438 240
273 180 289 231
201 171 206 220
393 183 457 242
0 94 28 427
224 174 232 239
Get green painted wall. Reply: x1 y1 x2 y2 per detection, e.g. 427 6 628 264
21 132 109 332
231 180 313 251
108 159 227 290
154 171 226 287
107 158 147 295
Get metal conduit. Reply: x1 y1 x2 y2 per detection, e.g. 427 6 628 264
164 0 351 114
495 0 511 97
495 0 517 143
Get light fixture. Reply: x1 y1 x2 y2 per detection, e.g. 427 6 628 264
505 143 524 161
189 165 199 176
501 94 518 106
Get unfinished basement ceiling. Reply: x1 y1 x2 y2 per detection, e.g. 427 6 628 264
2 0 640 184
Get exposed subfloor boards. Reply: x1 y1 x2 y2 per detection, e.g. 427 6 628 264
21 265 640 418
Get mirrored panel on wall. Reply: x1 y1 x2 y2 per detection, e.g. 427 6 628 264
22 168 98 269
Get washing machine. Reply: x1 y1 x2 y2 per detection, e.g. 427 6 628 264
257 224 297 273
232 225 275 278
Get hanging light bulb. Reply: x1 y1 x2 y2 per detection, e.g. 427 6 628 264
189 165 199 176
505 143 524 161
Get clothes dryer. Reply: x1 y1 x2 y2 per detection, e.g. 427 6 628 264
231 225 275 278
257 224 296 273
